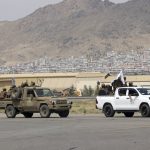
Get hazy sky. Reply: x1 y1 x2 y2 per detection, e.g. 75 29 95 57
0 0 129 21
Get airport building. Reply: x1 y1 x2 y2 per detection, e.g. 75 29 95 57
0 72 150 91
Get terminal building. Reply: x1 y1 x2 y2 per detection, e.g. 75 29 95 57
0 72 150 91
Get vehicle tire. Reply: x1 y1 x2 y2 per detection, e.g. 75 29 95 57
40 105 50 118
23 112 33 118
5 105 17 118
58 110 69 118
103 104 115 117
124 112 134 117
140 104 150 117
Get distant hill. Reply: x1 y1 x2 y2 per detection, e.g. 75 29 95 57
0 0 150 66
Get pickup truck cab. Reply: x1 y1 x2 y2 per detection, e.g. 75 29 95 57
96 87 150 117
0 87 72 118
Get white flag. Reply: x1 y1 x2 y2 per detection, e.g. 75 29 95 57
117 70 125 84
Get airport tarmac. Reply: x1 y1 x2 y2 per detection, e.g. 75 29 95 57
0 113 150 150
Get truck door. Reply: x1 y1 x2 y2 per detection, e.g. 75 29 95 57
115 88 128 110
127 88 139 110
21 89 37 111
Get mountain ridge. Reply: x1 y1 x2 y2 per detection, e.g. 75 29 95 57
0 0 150 66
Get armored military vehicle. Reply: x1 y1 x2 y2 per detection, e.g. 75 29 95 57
0 86 72 118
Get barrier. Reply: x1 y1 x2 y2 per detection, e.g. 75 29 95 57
68 97 95 101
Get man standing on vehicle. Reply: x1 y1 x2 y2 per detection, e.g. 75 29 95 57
112 70 126 92
0 88 7 99
112 77 124 92
98 84 107 95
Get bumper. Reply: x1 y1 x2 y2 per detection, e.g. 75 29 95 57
49 104 72 110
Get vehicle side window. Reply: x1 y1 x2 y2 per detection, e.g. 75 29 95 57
118 89 127 96
128 89 139 96
27 89 35 97
36 89 44 97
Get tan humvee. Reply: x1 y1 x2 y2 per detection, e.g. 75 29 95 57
0 87 72 118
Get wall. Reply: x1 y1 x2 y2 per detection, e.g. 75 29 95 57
0 73 150 92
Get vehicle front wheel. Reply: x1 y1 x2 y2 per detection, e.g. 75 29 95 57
40 105 50 118
23 112 33 118
140 104 150 117
58 110 69 118
124 112 134 117
5 105 17 118
103 104 115 117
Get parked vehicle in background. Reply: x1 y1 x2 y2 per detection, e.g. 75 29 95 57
96 87 150 117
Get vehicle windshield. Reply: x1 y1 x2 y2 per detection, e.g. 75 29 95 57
35 89 54 97
137 88 150 95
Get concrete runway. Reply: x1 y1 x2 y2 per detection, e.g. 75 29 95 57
0 113 150 150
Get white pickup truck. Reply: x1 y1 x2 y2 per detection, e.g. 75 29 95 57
96 87 150 117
